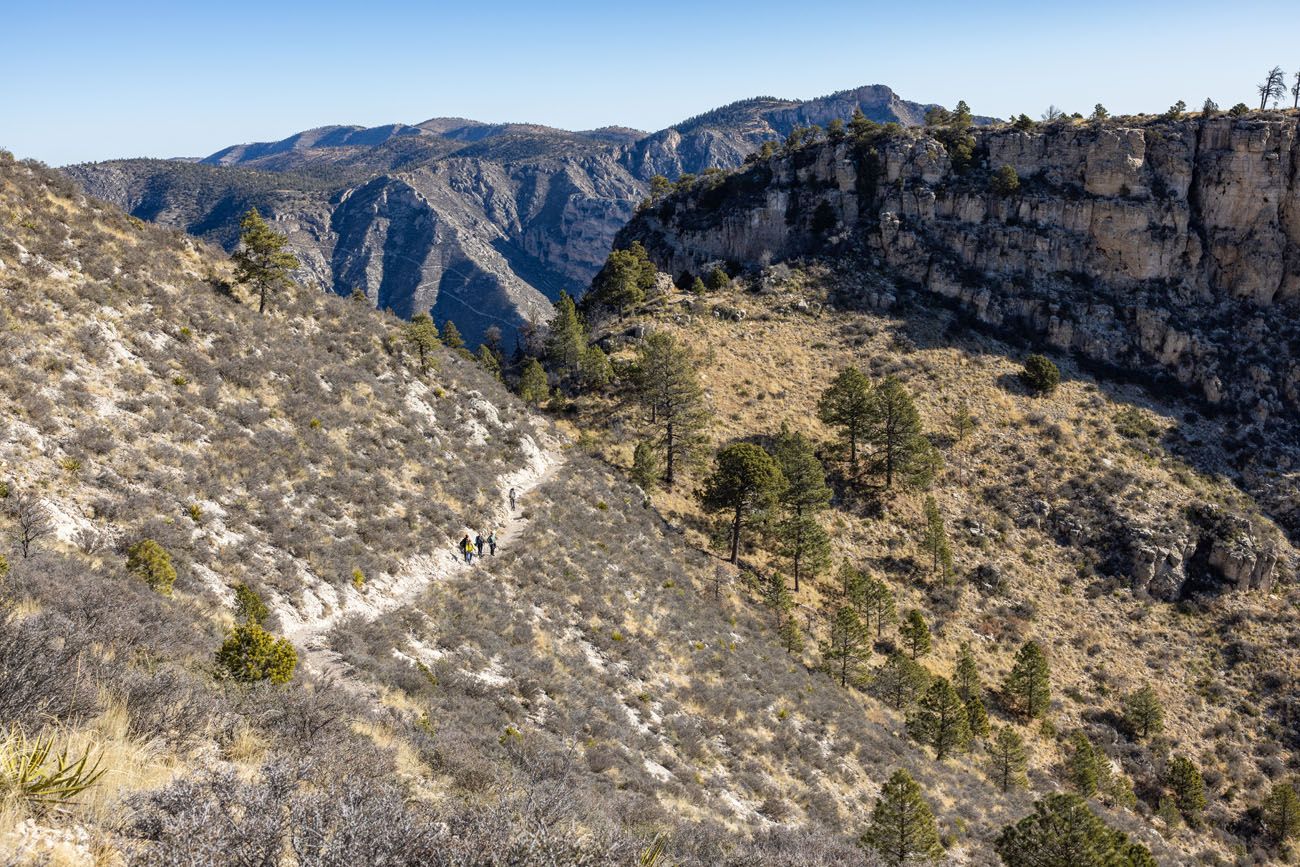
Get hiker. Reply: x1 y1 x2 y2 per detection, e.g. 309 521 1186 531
459 534 473 564
488 530 497 556
475 532 485 558
509 487 518 511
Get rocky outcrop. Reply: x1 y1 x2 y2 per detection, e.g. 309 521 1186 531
65 85 971 346
621 116 1300 534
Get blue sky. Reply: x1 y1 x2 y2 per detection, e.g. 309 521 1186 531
2 0 1296 165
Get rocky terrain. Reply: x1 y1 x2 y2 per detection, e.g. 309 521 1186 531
618 112 1300 539
63 85 979 347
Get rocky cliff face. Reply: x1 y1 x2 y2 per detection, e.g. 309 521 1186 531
620 115 1300 541
64 85 967 346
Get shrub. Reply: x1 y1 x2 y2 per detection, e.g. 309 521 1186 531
1020 354 1060 395
233 582 269 625
126 538 177 595
216 623 297 684
1229 103 1250 117
992 165 1021 196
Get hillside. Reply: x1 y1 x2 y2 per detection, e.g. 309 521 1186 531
64 84 974 347
561 262 1299 864
0 146 1190 865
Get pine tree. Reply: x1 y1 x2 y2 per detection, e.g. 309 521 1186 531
441 320 466 350
232 208 299 315
628 333 710 489
908 677 972 760
1067 732 1103 797
778 605 805 655
517 358 549 406
995 794 1156 867
988 726 1028 792
850 107 878 141
770 426 833 590
1263 781 1300 844
954 643 982 705
699 443 785 564
861 769 943 867
966 694 990 738
764 573 805 655
587 242 656 317
1005 640 1052 720
864 376 936 489
900 609 931 659
1121 685 1164 740
919 495 953 579
949 402 975 486
476 343 502 380
820 605 872 688
578 344 612 390
817 366 873 475
1166 755 1207 827
404 312 441 373
860 575 896 637
631 441 661 492
873 651 932 710
545 291 586 380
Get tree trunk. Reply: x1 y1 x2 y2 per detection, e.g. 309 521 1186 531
664 421 675 488
259 282 267 315
729 504 742 564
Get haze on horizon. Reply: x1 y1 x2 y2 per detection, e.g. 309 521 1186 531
2 0 1296 166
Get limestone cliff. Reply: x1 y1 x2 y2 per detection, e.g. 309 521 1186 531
619 115 1300 536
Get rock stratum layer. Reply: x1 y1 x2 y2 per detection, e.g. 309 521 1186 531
63 86 985 346
619 115 1300 536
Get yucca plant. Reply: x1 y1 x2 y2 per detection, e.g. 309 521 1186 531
0 727 106 808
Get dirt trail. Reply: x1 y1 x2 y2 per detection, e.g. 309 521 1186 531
274 433 565 686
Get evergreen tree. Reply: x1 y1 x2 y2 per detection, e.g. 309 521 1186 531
995 793 1156 867
233 582 269 626
919 495 954 579
840 560 868 601
1166 755 1207 827
232 208 299 315
628 333 710 489
900 609 931 659
631 441 661 492
705 267 730 292
544 291 587 380
826 117 846 143
404 312 441 373
477 343 502 380
908 677 972 760
860 575 896 637
864 376 936 489
949 402 975 486
873 651 932 710
820 605 872 688
1263 780 1300 845
1121 685 1165 741
989 726 1028 792
770 425 833 590
587 242 656 317
850 107 878 141
778 602 805 656
952 100 973 127
817 366 873 475
861 769 943 867
579 344 612 390
1067 732 1103 797
441 320 466 350
954 643 982 705
518 358 549 406
1021 354 1060 394
699 443 785 564
1005 640 1052 720
966 694 990 738
689 276 708 294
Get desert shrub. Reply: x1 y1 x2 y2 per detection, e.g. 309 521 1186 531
216 623 297 684
992 165 1021 195
1020 354 1060 395
233 582 268 625
0 601 99 726
126 539 177 595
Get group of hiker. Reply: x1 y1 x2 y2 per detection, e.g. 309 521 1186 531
457 487 519 565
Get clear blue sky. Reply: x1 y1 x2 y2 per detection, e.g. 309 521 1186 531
2 0 1295 166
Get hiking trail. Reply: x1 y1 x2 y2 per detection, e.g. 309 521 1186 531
273 431 565 687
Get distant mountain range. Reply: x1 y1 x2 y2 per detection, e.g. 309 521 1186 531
66 85 994 345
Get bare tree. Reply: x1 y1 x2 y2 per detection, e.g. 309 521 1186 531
1259 66 1287 110
1293 71 1300 109
12 492 53 558
1041 105 1064 121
